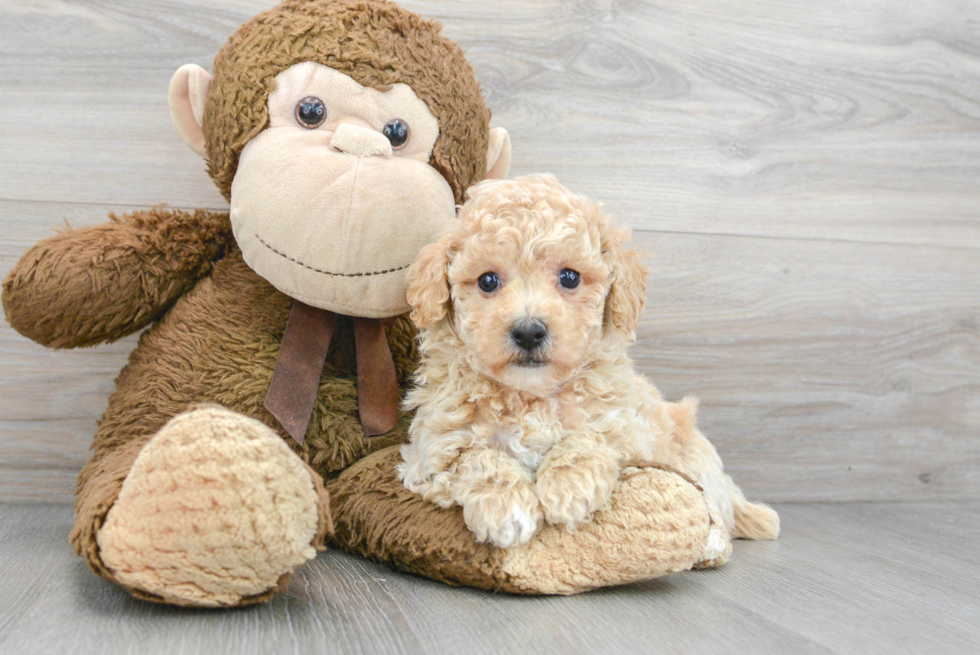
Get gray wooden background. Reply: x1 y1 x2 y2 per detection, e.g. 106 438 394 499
1 0 978 504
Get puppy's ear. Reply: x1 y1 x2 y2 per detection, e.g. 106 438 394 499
604 226 648 336
407 233 454 329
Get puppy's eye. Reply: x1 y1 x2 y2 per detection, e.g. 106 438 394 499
477 272 500 293
383 119 410 149
295 96 327 128
558 268 581 289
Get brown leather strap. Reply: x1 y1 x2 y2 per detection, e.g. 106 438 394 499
353 317 400 437
265 301 400 443
264 301 336 443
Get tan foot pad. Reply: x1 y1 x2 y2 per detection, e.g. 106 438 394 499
97 406 320 607
328 446 712 595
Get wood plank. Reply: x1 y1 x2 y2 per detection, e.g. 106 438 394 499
0 1 977 247
1 502 978 654
2 199 978 503
633 230 980 502
0 201 147 502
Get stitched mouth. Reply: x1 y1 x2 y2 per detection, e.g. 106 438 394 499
256 234 410 278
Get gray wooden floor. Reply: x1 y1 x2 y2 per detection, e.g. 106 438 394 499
1 502 977 655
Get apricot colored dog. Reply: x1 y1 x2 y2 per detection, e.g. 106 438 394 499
399 174 779 561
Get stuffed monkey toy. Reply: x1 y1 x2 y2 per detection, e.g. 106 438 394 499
2 0 721 607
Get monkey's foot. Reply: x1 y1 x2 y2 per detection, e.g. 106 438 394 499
97 406 321 607
331 449 716 595
501 466 716 593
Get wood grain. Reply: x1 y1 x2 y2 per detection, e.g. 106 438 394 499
635 230 980 501
2 199 978 503
0 0 978 503
0 0 978 245
1 502 978 654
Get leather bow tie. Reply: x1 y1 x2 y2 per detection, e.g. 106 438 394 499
264 300 400 444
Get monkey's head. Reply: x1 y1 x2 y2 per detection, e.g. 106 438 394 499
168 0 510 317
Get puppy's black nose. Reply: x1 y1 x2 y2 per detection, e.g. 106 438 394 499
511 320 548 352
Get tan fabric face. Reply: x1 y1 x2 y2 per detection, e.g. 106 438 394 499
202 1 492 205
231 62 456 317
267 62 441 163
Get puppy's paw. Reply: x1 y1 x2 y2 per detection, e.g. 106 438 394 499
536 448 619 530
488 504 541 549
694 504 734 569
462 483 543 549
694 525 732 569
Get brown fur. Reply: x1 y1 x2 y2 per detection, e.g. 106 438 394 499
2 207 232 349
5 207 414 596
2 0 486 602
1 2 721 604
327 447 523 593
204 0 490 204
329 447 715 595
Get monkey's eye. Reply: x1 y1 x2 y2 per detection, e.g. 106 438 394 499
477 272 500 293
295 96 327 129
558 268 581 289
382 119 410 149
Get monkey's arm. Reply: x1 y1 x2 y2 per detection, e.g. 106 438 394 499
2 207 232 348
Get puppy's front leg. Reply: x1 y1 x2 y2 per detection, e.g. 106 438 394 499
452 449 543 548
536 432 620 530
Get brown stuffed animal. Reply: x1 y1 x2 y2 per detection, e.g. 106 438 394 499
2 0 719 607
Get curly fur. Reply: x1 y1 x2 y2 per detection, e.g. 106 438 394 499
399 174 780 548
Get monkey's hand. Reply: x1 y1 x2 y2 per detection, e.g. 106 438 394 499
2 207 232 348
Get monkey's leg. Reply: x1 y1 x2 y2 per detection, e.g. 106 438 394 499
329 447 718 595
71 405 332 607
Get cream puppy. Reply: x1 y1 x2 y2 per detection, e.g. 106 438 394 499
398 174 779 555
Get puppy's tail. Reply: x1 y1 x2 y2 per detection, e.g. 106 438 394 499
731 487 780 540
667 397 780 540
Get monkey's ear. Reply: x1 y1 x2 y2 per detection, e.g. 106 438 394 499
406 233 454 329
169 64 212 157
485 127 511 179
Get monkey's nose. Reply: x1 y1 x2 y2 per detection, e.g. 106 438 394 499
330 123 393 158
511 320 548 352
